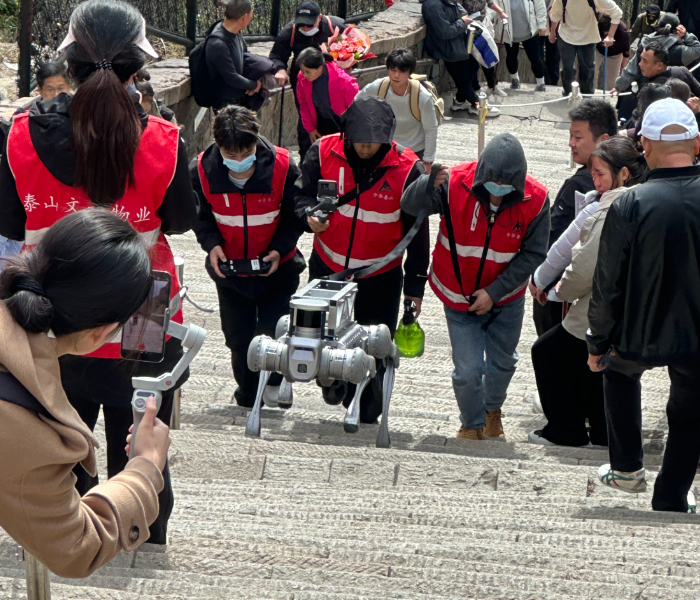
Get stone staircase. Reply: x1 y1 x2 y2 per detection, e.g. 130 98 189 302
2 84 698 599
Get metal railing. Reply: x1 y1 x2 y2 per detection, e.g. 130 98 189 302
18 0 388 96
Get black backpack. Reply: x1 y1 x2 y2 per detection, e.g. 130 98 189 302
562 0 597 23
188 20 225 108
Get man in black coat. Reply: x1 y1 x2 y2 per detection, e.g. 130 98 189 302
269 1 346 160
588 98 700 512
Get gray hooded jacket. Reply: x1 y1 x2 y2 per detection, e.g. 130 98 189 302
402 133 550 303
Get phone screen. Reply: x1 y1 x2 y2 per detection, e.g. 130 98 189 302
120 272 171 363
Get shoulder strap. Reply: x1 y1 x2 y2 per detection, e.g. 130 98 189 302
290 24 296 48
408 79 422 123
378 77 391 99
0 370 53 419
441 184 469 300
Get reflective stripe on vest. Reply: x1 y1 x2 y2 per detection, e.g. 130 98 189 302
314 134 418 276
7 113 183 359
198 146 290 260
429 162 548 311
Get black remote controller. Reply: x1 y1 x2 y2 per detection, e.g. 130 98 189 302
218 256 272 277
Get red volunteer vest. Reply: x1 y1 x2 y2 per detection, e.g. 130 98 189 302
197 146 296 264
7 113 183 359
314 134 418 276
430 162 548 311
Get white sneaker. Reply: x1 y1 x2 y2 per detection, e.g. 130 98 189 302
598 464 647 493
688 490 697 514
528 429 554 445
531 391 543 414
466 105 501 118
490 86 508 98
451 98 472 111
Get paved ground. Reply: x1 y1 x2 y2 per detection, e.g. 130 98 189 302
1 84 698 600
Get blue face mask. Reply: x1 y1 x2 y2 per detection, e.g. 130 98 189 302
126 81 138 95
223 153 256 173
483 182 515 197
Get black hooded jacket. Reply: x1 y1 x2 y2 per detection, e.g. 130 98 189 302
587 165 700 363
269 16 346 87
0 93 198 241
402 133 550 303
294 97 430 298
190 136 305 286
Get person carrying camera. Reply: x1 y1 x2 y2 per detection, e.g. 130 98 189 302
191 106 305 409
294 96 435 424
0 209 171 577
402 133 550 441
0 0 198 544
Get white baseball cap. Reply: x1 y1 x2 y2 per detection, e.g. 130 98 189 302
641 97 699 142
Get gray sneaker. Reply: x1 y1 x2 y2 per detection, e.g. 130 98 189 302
451 98 472 111
535 83 546 92
510 79 521 89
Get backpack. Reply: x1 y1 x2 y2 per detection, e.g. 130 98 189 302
188 20 225 108
378 76 445 126
290 15 334 47
562 0 597 23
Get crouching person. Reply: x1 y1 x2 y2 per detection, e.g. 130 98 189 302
402 134 550 440
294 96 432 423
192 106 305 408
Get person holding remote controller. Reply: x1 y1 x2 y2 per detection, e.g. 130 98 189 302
0 209 171 578
192 105 305 410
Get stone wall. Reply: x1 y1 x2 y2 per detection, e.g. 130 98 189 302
0 0 538 155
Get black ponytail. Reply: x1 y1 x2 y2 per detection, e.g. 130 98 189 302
0 209 152 336
64 0 148 206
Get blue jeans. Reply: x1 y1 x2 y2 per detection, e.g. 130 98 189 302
444 296 526 429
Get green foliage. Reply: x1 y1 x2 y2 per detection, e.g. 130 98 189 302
0 0 18 42
0 0 19 18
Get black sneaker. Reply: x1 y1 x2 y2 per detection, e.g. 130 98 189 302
528 429 554 445
510 79 521 90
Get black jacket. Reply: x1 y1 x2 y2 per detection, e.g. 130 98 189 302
666 0 700 37
0 93 198 242
191 137 304 285
294 98 430 298
549 166 595 248
205 22 258 108
587 165 700 362
421 0 471 63
269 16 346 85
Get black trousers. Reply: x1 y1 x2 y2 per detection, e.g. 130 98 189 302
543 36 560 85
472 66 497 90
558 39 596 95
216 259 302 406
310 258 404 423
71 389 174 544
532 325 606 446
604 359 700 512
444 57 481 105
532 299 564 337
505 36 545 79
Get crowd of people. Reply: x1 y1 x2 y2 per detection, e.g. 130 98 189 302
0 0 700 584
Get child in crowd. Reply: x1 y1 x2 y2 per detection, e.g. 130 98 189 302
528 136 648 448
134 69 178 124
295 47 359 144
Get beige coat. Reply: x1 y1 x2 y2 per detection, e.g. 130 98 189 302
557 186 628 340
0 304 163 578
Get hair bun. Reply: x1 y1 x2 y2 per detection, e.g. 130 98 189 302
0 265 54 334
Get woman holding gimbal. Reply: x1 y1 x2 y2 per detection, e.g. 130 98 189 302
0 0 198 543
0 210 170 577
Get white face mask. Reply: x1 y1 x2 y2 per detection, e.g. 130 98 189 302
299 26 319 36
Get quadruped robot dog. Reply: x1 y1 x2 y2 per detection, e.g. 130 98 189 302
243 165 441 448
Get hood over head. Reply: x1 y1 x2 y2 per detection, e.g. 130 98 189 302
473 133 528 205
340 96 396 145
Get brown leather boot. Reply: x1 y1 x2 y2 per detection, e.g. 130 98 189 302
456 426 485 440
484 410 505 440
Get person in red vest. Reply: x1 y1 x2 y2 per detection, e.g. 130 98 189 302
295 96 436 423
191 105 305 408
0 0 198 544
402 133 550 441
